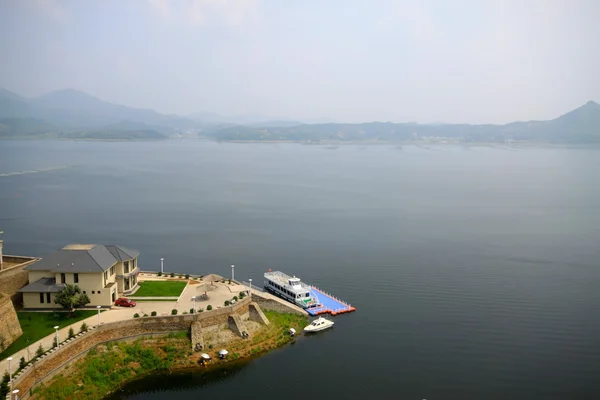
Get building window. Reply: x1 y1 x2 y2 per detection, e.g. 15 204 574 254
46 293 51 303
110 266 115 275
61 273 66 284
124 261 129 273
83 291 86 294
104 271 108 283
92 291 95 294
74 273 79 283
98 291 101 294
40 293 44 303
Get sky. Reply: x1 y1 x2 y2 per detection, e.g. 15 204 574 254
1 0 599 124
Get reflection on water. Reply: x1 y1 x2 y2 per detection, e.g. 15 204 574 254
106 361 248 399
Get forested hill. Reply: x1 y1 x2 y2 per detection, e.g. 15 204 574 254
206 101 600 143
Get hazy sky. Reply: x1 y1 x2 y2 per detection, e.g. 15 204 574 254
1 0 598 124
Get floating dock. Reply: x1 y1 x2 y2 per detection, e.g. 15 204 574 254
306 286 356 316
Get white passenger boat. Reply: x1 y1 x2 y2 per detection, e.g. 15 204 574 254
264 270 320 308
303 317 334 333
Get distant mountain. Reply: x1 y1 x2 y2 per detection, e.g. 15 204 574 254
205 101 600 143
1 87 598 143
188 112 314 126
249 120 305 128
0 88 202 139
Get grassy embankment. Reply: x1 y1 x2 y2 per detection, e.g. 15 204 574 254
0 311 97 360
32 311 308 400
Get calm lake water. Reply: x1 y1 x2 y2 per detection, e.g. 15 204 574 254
1 140 600 399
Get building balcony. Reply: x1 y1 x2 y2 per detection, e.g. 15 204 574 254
117 267 139 279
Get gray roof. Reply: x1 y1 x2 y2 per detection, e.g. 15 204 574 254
25 244 139 273
105 245 139 261
19 277 65 293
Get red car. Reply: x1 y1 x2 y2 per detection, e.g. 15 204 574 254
115 298 136 307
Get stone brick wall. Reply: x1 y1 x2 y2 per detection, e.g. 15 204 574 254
9 296 253 400
249 302 270 325
0 295 22 352
251 292 306 315
0 256 39 305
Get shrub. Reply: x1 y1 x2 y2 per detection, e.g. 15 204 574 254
133 313 140 318
183 311 188 315
171 309 178 315
1 372 9 398
185 274 190 279
233 296 238 301
19 356 26 370
169 272 174 277
68 327 75 338
151 311 157 316
206 305 212 311
189 308 195 314
224 300 231 306
158 271 162 276
36 343 44 357
208 344 213 349
228 279 232 284
80 322 88 333
239 292 245 299
198 308 204 313
52 337 58 348
143 313 148 317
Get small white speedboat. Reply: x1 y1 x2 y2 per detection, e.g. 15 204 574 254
303 316 334 333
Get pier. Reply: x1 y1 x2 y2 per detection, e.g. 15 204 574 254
307 286 356 316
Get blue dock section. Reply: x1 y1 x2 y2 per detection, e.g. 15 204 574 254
306 286 356 316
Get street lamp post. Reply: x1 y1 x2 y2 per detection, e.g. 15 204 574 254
160 258 164 274
97 305 102 326
7 357 12 390
192 296 196 313
54 326 59 348
248 278 252 295
231 265 235 282
12 389 19 400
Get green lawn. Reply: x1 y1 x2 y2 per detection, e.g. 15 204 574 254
0 310 97 361
132 281 187 297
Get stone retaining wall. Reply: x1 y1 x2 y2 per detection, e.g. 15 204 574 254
249 302 270 325
7 296 253 400
0 295 22 352
0 256 39 305
251 292 307 315
227 314 248 338
190 321 204 351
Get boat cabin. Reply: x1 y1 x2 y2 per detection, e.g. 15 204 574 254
263 271 318 309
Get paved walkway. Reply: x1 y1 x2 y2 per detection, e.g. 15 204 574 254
0 278 247 375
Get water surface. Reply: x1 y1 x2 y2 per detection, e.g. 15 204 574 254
1 140 599 399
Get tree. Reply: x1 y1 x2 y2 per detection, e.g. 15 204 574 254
1 371 10 399
68 327 75 338
54 284 90 313
19 356 26 370
80 322 88 333
36 343 44 357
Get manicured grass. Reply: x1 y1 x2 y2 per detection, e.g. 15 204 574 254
0 310 97 360
133 281 187 297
